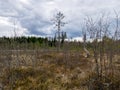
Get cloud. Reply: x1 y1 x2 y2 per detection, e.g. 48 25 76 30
0 16 28 37
0 0 120 38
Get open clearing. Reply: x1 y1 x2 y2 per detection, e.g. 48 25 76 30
0 50 119 90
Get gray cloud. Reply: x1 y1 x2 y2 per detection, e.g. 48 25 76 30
0 0 120 37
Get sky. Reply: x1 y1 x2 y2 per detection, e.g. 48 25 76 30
0 0 120 39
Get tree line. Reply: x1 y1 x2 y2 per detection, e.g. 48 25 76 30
0 32 67 48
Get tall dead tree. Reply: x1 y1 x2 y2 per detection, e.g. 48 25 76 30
85 17 100 76
82 26 90 58
114 10 120 55
52 11 66 51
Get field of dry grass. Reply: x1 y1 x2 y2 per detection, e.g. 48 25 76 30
0 50 119 90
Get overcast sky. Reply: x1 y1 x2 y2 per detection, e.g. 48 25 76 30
0 0 120 38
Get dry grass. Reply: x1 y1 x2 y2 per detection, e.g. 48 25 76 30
0 50 119 90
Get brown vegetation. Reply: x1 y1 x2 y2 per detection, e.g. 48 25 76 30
0 50 119 90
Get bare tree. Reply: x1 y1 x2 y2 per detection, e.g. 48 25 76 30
82 25 90 58
84 14 110 77
52 11 66 51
